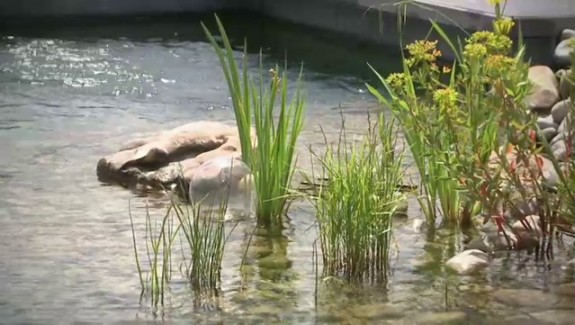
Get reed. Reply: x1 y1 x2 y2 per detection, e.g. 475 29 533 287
171 194 235 295
129 185 237 308
308 113 405 280
129 200 179 311
202 15 306 234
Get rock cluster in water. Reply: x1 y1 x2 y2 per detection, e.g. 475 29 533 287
97 121 255 205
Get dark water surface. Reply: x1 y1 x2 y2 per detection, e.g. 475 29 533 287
1 13 574 324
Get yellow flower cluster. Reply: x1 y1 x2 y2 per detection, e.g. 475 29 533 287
433 87 458 112
493 18 515 36
463 43 488 60
485 54 516 77
405 40 441 67
385 72 406 92
467 31 512 55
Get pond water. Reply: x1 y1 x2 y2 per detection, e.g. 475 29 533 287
1 12 574 324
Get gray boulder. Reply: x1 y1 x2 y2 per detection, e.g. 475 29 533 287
537 115 558 130
551 99 572 124
540 127 558 141
554 30 575 68
527 66 560 112
549 127 575 161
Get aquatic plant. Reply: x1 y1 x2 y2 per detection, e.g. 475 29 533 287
129 200 179 310
171 195 235 295
368 1 561 240
129 186 236 309
202 15 306 234
307 113 405 280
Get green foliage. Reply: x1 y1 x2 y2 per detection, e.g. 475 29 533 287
129 200 179 311
307 114 405 280
368 8 543 231
172 198 231 294
202 15 306 234
129 194 236 311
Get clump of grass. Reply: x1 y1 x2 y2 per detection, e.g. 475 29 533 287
129 200 179 311
172 195 236 295
129 185 237 309
202 15 306 234
308 113 405 280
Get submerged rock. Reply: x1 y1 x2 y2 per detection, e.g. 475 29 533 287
445 249 490 275
527 66 560 112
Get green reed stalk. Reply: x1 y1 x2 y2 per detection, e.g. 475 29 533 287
309 113 404 280
368 63 462 225
171 194 237 295
202 15 306 234
128 200 179 310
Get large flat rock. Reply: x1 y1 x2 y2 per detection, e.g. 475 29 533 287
96 121 255 193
